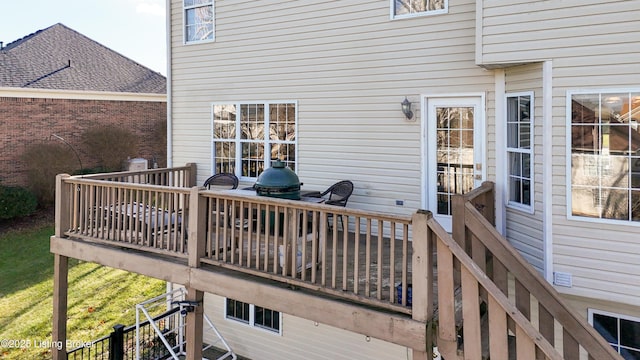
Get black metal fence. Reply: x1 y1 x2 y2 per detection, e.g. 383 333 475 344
67 307 182 360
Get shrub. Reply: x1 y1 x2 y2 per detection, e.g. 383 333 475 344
150 120 167 168
0 185 38 220
21 143 78 205
82 125 139 171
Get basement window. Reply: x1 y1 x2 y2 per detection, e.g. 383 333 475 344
225 298 281 334
589 309 640 359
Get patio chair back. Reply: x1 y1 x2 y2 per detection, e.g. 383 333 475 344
203 173 239 190
321 180 354 207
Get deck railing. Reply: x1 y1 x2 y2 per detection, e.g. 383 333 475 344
57 175 191 258
444 181 620 360
56 170 413 313
78 163 196 187
55 168 620 359
193 190 414 314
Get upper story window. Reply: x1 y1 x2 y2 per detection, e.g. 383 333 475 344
589 309 640 359
506 93 533 211
212 102 297 180
184 0 214 43
392 0 448 19
569 90 640 222
225 298 281 334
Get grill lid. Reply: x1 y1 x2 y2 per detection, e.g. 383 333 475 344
254 160 301 193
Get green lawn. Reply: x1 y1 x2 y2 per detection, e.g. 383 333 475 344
0 223 166 359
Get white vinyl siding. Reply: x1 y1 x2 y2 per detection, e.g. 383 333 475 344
504 64 544 274
170 0 494 216
477 0 640 307
203 294 408 360
477 0 640 66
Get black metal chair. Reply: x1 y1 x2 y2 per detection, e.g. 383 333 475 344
321 180 354 231
203 173 239 233
203 173 238 190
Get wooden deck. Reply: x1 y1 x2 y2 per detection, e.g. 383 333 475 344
50 166 623 360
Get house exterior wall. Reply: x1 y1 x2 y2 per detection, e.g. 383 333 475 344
170 0 495 356
477 0 638 66
169 0 496 217
0 89 167 187
169 0 640 354
478 0 640 311
503 63 544 274
202 294 409 360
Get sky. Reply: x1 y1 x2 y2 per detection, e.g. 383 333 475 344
0 0 167 75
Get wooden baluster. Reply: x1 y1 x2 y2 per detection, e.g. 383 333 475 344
488 295 509 360
462 266 482 359
516 325 536 359
353 216 360 295
377 219 383 300
437 239 458 358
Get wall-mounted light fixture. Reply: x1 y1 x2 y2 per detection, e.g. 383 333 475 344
401 97 413 120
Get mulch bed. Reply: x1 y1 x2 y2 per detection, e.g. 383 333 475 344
0 207 55 236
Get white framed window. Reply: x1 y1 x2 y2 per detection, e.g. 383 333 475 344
212 102 297 181
588 309 640 359
225 298 282 334
391 0 448 19
568 90 640 223
506 92 533 211
184 0 214 43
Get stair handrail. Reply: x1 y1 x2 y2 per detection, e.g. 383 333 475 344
423 211 562 359
453 182 621 359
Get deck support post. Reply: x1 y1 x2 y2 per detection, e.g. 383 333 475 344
186 163 197 187
452 194 467 252
52 254 69 360
186 186 206 359
184 287 204 360
411 210 434 359
188 186 207 267
52 173 71 360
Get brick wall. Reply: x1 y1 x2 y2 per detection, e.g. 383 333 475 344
0 96 167 187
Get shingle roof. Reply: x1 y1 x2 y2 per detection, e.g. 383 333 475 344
0 23 166 94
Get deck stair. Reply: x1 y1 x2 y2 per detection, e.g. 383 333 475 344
421 182 621 359
135 288 236 360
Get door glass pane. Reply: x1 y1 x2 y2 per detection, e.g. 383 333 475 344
435 106 475 216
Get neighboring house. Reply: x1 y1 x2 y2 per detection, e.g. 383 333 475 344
166 0 639 358
48 1 638 360
0 23 167 187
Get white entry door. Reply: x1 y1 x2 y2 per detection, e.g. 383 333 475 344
426 96 485 232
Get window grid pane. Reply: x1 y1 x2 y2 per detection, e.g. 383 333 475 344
571 92 640 222
506 94 533 207
184 1 213 42
394 0 446 16
592 312 640 358
213 102 297 179
213 105 236 174
225 299 249 324
254 306 280 332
